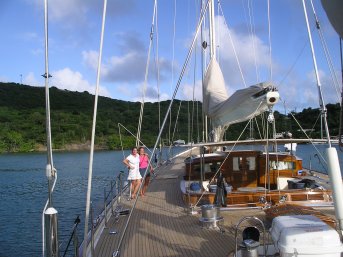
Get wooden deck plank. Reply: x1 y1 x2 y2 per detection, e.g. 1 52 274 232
93 152 337 257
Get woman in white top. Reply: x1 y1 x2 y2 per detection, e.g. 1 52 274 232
123 147 142 199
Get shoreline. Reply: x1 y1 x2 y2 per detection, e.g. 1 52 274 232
2 142 112 154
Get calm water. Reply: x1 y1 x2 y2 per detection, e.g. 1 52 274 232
0 145 342 257
0 148 180 257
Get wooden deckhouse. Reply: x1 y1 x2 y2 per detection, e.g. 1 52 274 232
182 150 332 206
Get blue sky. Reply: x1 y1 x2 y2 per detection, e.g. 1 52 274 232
0 0 341 112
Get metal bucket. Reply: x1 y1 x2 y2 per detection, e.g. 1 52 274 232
201 204 220 220
240 239 260 257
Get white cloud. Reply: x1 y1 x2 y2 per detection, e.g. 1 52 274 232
83 49 146 82
116 83 132 97
215 16 270 89
51 68 110 97
30 0 87 24
181 80 202 101
24 72 41 86
82 50 99 71
82 33 173 84
277 68 341 112
137 83 170 102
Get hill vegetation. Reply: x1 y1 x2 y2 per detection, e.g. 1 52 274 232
0 82 340 153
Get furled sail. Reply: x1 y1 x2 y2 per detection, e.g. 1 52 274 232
203 57 279 141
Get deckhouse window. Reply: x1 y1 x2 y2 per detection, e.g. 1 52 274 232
193 162 222 174
246 157 256 170
269 161 295 170
233 157 243 171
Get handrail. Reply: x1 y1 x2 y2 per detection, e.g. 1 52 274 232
80 170 127 256
62 216 81 257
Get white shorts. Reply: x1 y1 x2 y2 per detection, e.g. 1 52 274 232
127 169 142 180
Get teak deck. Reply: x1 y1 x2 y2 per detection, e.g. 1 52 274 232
93 152 336 257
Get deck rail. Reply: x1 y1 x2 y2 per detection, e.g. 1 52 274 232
77 170 128 257
58 170 127 257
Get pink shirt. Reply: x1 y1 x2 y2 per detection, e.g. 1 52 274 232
139 154 149 169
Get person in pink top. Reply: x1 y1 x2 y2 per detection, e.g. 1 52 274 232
139 147 154 196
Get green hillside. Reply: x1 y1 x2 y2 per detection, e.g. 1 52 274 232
0 82 340 153
0 82 203 152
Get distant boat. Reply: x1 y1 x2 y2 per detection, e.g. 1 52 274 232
173 139 185 146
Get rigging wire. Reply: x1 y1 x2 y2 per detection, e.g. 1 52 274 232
308 112 322 138
264 115 269 194
301 0 331 147
169 0 177 146
277 24 322 89
253 117 263 140
247 0 259 82
267 0 273 81
310 0 341 103
193 115 253 207
190 4 199 145
170 101 183 144
118 124 126 160
118 123 153 156
193 101 264 206
217 1 247 88
155 0 162 162
202 0 209 143
113 2 211 255
82 0 107 256
277 40 308 87
283 99 328 165
136 0 158 146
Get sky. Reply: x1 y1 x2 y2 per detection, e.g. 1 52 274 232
0 0 341 112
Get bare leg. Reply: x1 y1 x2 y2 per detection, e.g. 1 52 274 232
130 180 132 197
142 175 150 195
131 180 137 199
132 179 141 198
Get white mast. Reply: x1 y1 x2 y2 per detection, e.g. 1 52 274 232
302 0 343 234
208 0 223 143
209 0 216 59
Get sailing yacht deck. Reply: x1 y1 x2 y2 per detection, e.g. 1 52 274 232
93 150 337 257
94 152 269 257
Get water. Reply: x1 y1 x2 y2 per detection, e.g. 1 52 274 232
0 147 181 257
0 145 342 257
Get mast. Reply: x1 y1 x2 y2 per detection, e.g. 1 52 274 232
209 0 216 59
43 0 59 256
208 0 223 144
302 0 343 234
302 0 331 146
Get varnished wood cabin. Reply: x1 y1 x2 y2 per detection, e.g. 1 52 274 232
184 150 303 190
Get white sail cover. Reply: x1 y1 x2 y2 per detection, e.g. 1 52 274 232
321 0 343 38
203 57 279 140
